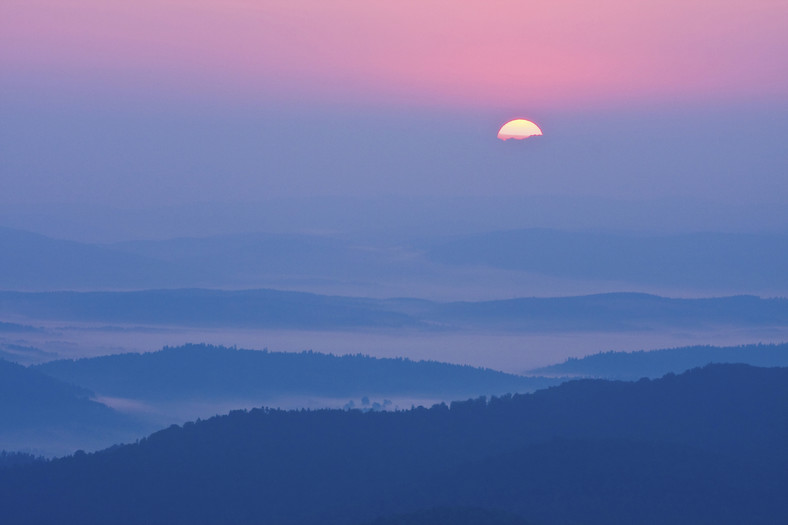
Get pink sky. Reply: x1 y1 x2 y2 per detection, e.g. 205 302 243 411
2 0 786 109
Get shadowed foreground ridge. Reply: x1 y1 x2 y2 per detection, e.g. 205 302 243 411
1 364 786 525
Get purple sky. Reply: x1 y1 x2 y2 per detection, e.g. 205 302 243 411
1 0 787 239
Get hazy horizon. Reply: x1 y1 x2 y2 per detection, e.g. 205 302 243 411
3 103 787 245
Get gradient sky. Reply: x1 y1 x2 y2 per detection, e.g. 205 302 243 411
1 0 787 237
3 0 786 108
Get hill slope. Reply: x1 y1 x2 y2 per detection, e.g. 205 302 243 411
0 359 147 455
1 364 786 525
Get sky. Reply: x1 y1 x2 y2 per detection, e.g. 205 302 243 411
1 0 787 239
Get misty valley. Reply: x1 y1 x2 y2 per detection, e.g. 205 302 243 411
1 225 788 523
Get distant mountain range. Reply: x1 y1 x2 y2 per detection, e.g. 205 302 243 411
2 289 787 332
1 364 785 524
2 225 788 295
528 342 788 379
425 229 788 290
0 227 182 289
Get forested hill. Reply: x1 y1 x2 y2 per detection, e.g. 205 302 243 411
2 364 786 525
528 342 788 379
34 344 557 401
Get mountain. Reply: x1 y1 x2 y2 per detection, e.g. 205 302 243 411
0 227 186 290
1 364 786 524
34 344 557 402
426 292 788 331
528 342 788 379
425 229 788 291
0 288 417 329
0 226 426 292
0 359 148 455
109 232 429 289
4 226 788 295
2 289 787 332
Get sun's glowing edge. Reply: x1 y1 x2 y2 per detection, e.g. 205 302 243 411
497 119 543 140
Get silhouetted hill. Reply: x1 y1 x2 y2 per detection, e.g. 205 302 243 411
0 359 148 455
425 229 788 290
529 342 788 379
1 364 785 524
0 227 186 290
2 289 786 332
35 344 556 401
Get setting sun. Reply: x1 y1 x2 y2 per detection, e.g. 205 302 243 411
497 119 543 140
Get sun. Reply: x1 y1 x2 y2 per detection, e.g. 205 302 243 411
497 119 543 140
